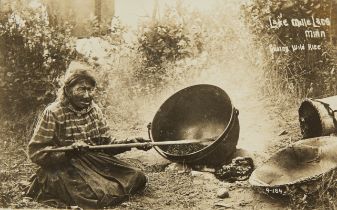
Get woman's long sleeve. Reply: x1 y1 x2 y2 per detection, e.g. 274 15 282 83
28 108 68 168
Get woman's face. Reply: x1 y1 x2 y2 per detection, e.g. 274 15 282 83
67 79 95 110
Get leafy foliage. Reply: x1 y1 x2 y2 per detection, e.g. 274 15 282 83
135 6 204 91
0 4 76 116
138 21 190 67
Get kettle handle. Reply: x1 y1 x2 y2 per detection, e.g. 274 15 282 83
234 107 239 116
147 122 153 141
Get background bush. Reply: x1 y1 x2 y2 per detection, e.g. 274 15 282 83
0 3 76 117
135 6 204 92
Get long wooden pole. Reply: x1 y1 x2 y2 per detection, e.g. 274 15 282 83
42 139 213 153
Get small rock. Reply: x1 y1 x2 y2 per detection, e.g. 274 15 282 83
191 170 216 180
70 206 82 210
216 188 229 198
239 200 252 206
120 202 131 207
19 180 30 187
219 182 231 188
22 197 32 202
191 170 203 177
214 201 233 208
165 163 190 172
178 170 187 174
279 130 288 136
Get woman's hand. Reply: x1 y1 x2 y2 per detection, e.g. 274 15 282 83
112 137 152 151
132 137 152 151
71 141 90 153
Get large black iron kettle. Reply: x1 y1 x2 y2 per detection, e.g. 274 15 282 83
149 84 240 166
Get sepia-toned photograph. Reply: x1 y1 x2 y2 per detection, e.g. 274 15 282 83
0 0 336 209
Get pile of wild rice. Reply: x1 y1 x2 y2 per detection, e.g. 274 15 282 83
162 143 207 156
160 137 217 155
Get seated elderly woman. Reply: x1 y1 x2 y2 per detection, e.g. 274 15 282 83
26 62 151 208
